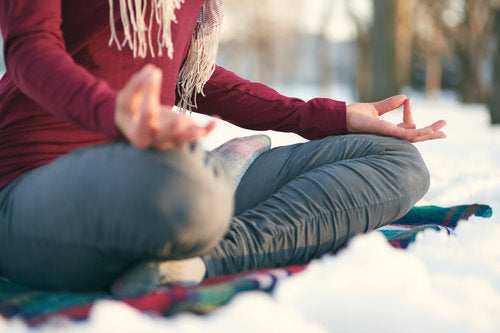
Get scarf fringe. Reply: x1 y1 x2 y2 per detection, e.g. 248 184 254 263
108 0 184 59
108 0 222 111
177 24 221 111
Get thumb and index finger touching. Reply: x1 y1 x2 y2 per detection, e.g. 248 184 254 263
371 94 448 141
118 65 163 149
372 95 417 129
133 65 163 148
372 94 407 115
118 64 219 149
118 64 161 108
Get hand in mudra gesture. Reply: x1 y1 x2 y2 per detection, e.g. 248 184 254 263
347 95 446 143
115 65 216 150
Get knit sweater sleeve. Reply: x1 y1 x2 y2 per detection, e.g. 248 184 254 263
193 66 347 140
0 0 121 139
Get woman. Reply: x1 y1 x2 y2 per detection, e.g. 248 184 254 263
0 0 446 295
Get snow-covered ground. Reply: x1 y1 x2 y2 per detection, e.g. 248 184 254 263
1 95 499 333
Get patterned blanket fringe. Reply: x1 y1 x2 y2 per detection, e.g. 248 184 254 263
0 204 492 326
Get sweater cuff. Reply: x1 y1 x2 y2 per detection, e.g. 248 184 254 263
302 98 347 140
100 91 125 141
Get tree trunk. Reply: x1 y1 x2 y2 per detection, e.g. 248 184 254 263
488 8 500 124
317 1 335 96
255 34 275 85
370 0 399 101
425 50 442 97
424 27 442 96
355 28 372 102
347 1 372 102
457 0 490 104
394 0 414 88
0 36 4 74
458 50 485 103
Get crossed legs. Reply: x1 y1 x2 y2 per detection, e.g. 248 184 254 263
0 142 233 291
203 134 430 276
0 134 429 292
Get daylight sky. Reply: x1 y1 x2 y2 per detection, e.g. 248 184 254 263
298 0 373 42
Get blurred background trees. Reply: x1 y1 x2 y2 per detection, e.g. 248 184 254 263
0 0 498 123
218 0 500 124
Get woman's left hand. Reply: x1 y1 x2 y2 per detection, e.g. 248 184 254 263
346 95 447 143
115 65 216 150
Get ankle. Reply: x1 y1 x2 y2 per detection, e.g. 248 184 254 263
111 256 207 298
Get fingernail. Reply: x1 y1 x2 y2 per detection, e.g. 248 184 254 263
143 64 161 78
144 64 156 71
150 68 161 81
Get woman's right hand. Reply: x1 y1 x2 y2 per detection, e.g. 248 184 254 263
114 65 216 150
346 95 446 143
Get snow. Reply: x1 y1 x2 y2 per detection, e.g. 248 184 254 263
275 223 500 333
1 96 499 332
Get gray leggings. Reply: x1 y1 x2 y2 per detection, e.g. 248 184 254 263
0 134 429 291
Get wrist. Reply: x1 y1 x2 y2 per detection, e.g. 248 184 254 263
112 92 128 141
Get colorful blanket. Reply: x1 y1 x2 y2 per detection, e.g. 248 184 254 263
0 204 492 326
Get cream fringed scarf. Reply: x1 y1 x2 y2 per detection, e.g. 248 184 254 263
108 0 224 110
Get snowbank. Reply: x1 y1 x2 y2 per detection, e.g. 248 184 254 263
1 97 499 333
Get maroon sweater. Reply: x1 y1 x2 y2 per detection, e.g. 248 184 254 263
0 0 347 189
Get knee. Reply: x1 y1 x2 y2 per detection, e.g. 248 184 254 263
383 137 430 201
132 148 234 259
170 159 234 258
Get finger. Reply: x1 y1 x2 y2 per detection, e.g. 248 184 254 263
118 65 156 108
155 107 180 144
131 67 162 148
408 120 447 142
408 130 447 143
155 140 176 151
373 119 432 140
137 67 162 129
402 98 416 129
171 124 203 144
189 121 216 141
390 127 432 141
156 110 199 144
171 118 215 143
428 119 447 132
372 94 407 116
393 124 447 142
156 112 212 147
201 120 217 136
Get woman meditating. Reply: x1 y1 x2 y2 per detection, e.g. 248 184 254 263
0 0 446 296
